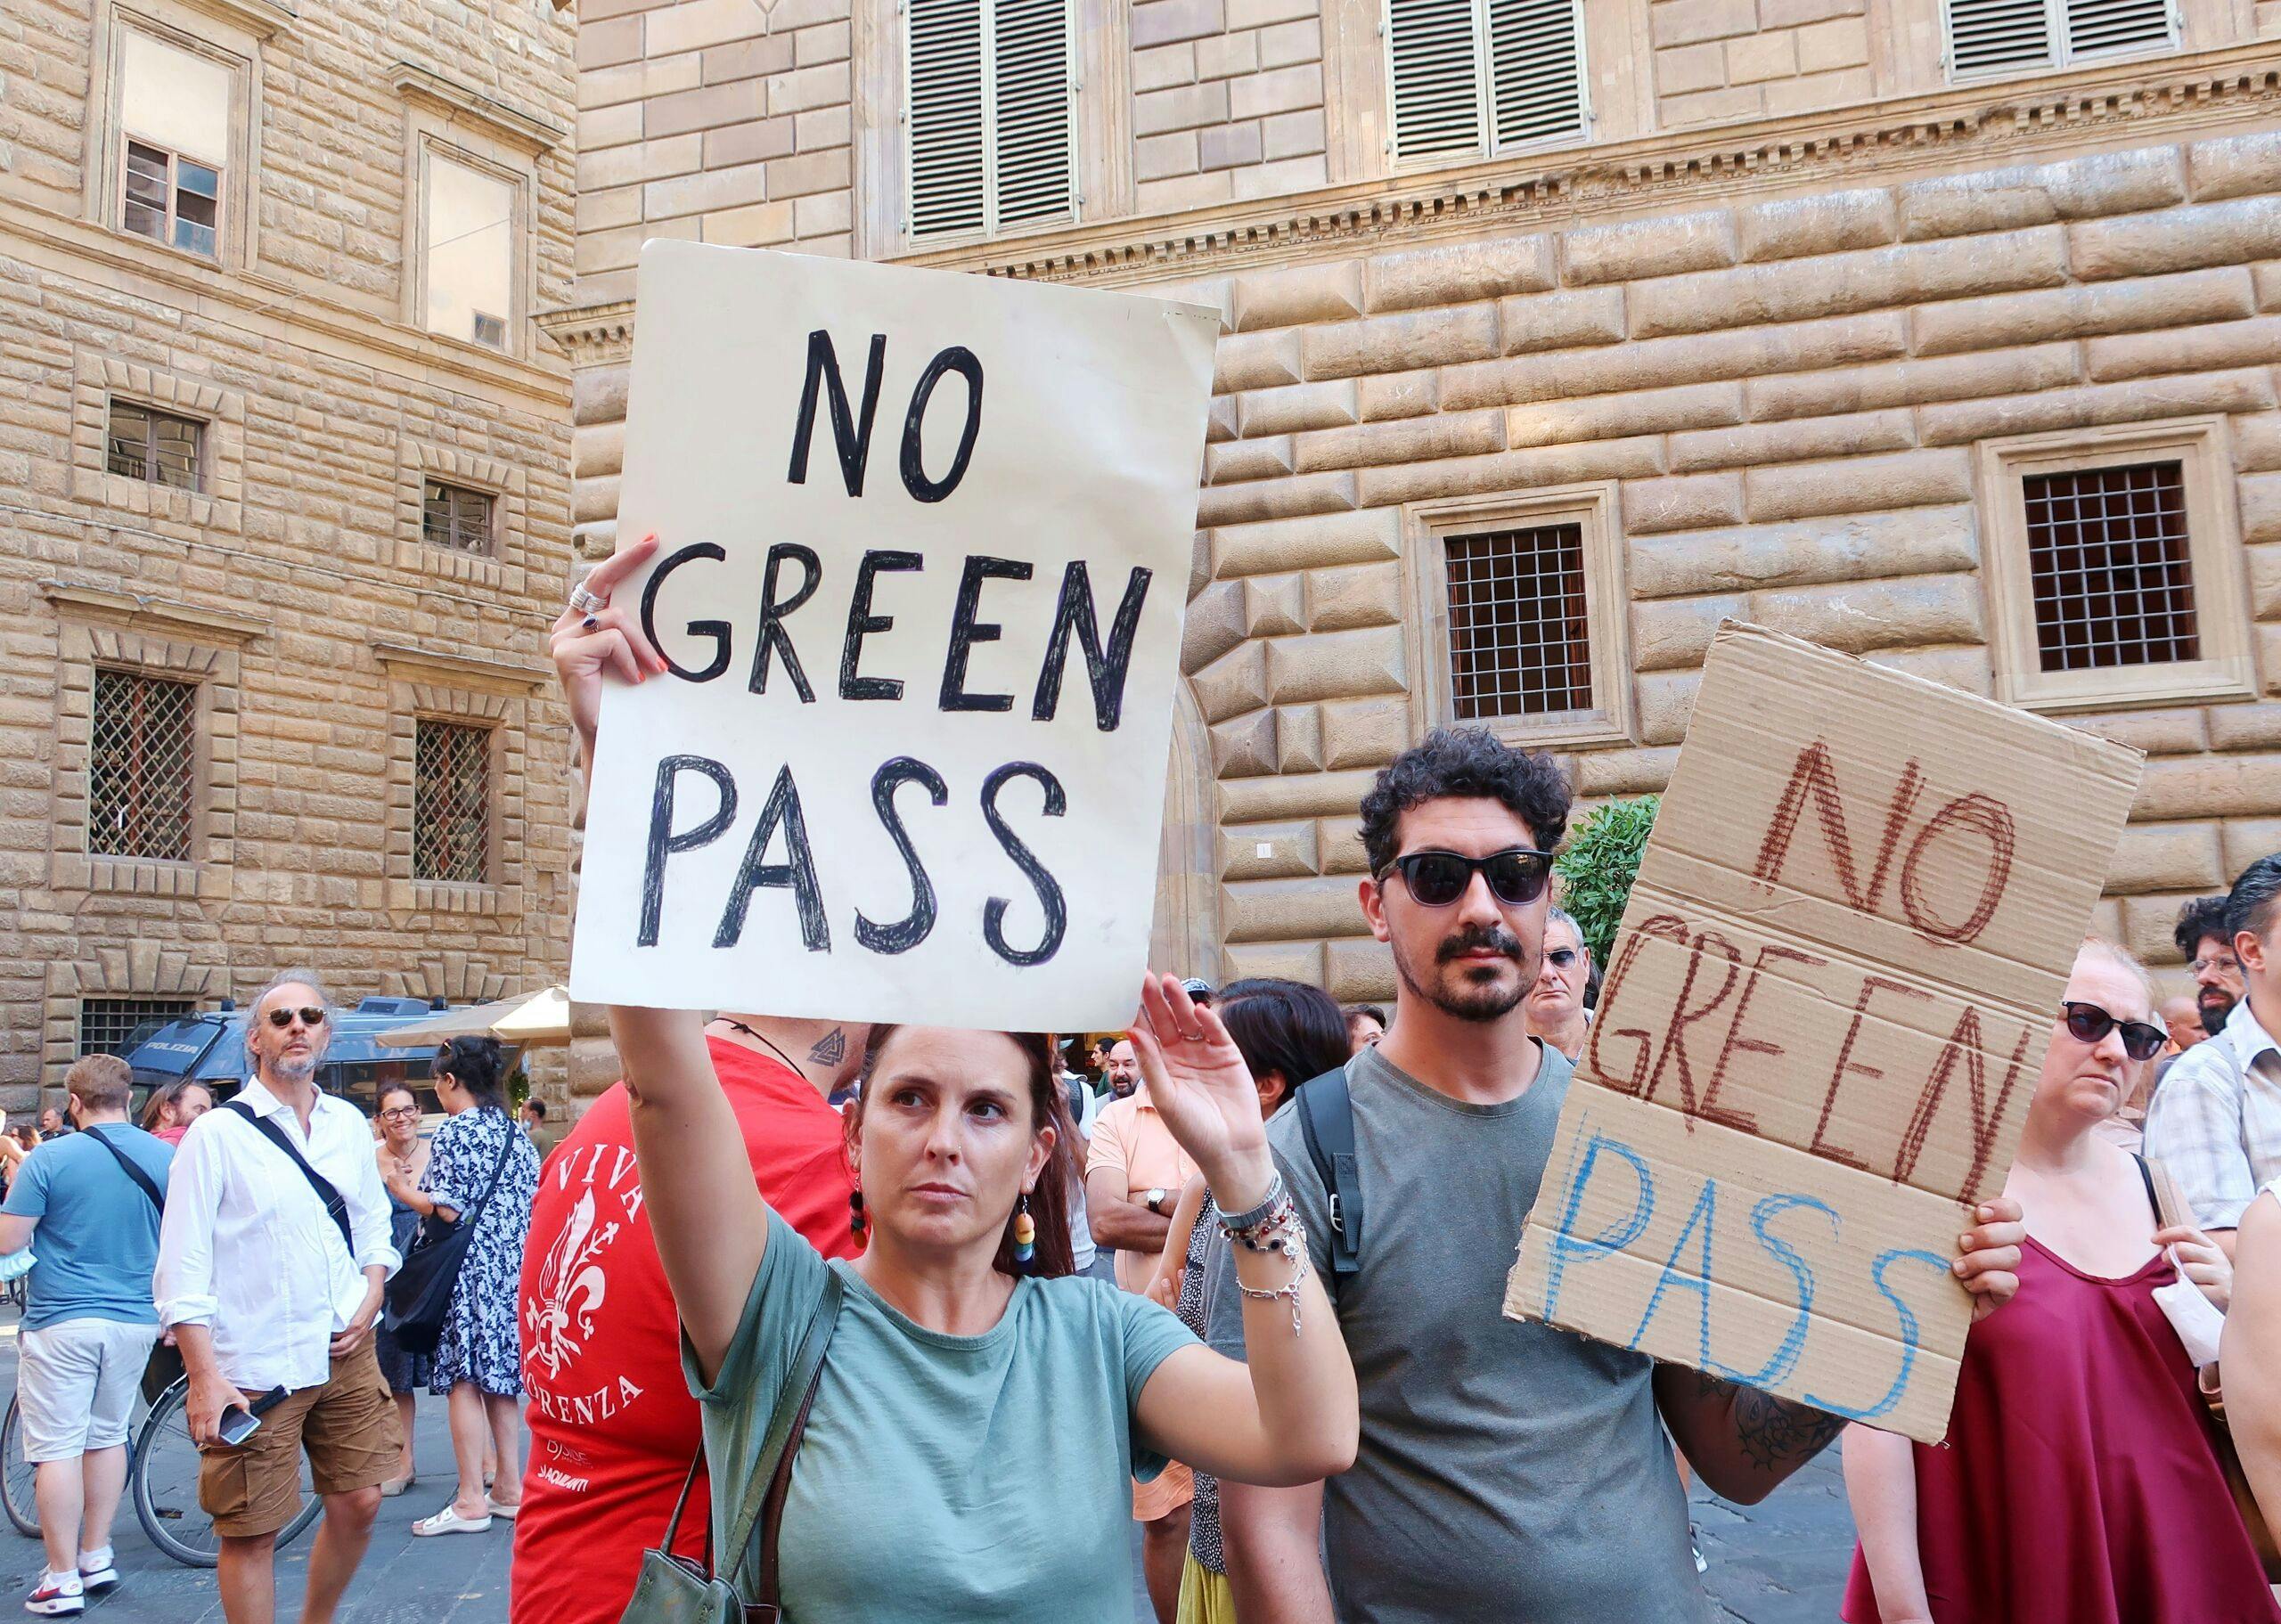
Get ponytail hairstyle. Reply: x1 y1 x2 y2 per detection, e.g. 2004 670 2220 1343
435 1035 509 1113
847 1026 1077 1279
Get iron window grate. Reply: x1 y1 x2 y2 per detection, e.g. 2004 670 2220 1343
105 399 202 490
414 720 491 884
78 997 194 1058
421 480 495 554
2023 459 2199 673
89 668 196 860
1444 522 1594 719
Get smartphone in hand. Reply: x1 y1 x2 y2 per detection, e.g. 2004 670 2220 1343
215 1385 289 1448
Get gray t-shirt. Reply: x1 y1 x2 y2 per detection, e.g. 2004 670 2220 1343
1206 1041 1703 1624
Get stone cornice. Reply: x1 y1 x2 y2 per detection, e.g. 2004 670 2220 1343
369 639 551 693
895 40 2281 286
169 0 296 39
388 61 568 154
40 582 272 644
537 298 636 367
0 214 571 406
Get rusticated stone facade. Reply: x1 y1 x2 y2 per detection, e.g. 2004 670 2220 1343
0 0 580 1104
552 0 2281 1066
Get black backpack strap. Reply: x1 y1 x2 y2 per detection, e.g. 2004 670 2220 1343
221 1099 353 1254
81 1126 164 1214
1295 1063 1363 1279
448 1113 519 1230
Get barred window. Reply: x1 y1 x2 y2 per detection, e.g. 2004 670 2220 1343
89 669 197 860
421 480 495 554
106 399 203 491
414 720 491 884
78 996 195 1058
1444 522 1594 719
2023 460 2198 673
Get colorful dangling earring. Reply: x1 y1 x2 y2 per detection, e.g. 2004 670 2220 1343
1012 1192 1036 1270
848 1187 867 1243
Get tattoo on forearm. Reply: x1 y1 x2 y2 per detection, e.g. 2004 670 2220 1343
1696 1374 1847 1473
808 1027 846 1066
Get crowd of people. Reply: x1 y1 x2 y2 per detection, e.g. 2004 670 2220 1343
0 530 2274 1624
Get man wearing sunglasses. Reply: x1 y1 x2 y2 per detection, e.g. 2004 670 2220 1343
154 971 402 1624
1208 729 2027 1624
1524 905 1596 1061
2147 854 2281 1261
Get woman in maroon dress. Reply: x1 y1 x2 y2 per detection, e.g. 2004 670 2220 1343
1842 938 2266 1624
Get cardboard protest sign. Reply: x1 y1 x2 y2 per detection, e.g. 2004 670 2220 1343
569 241 1219 1031
1505 623 2142 1441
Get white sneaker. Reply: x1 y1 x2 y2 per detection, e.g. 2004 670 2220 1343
75 1549 116 1595
24 1571 83 1616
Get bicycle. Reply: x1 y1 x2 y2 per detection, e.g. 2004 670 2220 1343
0 1375 323 1566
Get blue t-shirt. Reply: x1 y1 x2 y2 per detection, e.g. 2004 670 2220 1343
687 1211 1196 1622
3 1125 172 1332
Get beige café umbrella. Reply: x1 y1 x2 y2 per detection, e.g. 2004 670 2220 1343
374 985 574 1049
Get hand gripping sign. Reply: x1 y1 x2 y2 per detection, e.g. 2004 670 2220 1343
1505 624 2143 1442
569 242 1219 1032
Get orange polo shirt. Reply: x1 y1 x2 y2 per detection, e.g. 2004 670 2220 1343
1084 1085 1200 1293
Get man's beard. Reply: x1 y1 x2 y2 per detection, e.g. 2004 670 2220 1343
1392 923 1533 1024
268 1052 319 1084
2200 993 2236 1037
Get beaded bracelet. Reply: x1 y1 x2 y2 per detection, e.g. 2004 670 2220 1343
1221 1177 1311 1335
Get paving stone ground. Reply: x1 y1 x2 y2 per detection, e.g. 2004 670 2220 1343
0 1304 1857 1623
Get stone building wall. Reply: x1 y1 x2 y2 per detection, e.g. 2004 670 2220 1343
552 0 2281 1088
0 0 580 1103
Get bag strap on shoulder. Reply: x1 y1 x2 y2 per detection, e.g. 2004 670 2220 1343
221 1099 353 1253
658 1267 845 1596
452 1114 519 1231
1295 1063 1362 1278
80 1125 164 1215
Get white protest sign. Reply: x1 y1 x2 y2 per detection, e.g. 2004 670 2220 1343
569 241 1219 1030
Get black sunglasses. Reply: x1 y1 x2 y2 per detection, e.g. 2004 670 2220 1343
1378 848 1554 909
264 1006 327 1029
2059 1001 2164 1062
1545 947 1581 968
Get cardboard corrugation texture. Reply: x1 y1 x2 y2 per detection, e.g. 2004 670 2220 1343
1507 622 2142 1441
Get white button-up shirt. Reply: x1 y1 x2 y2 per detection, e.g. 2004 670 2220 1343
154 1079 400 1391
2145 996 2281 1232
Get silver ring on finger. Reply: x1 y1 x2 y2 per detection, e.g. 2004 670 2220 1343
1181 1030 1206 1042
568 584 609 616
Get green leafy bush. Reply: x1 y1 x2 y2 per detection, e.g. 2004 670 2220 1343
1554 796 1660 970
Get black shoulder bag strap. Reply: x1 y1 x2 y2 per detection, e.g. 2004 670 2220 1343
1295 1062 1363 1279
221 1099 352 1254
453 1117 519 1233
81 1125 165 1215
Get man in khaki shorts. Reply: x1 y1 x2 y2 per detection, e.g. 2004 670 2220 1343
155 970 403 1624
0 1055 173 1615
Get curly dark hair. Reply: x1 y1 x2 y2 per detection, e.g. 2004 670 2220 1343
1359 728 1572 877
2175 894 2232 959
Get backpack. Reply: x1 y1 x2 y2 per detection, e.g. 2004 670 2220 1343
1293 1063 1363 1281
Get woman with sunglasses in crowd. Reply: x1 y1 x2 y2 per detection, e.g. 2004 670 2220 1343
1843 938 2270 1624
372 1083 433 1497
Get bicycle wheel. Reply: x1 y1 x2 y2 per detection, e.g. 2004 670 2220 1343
133 1378 323 1567
0 1397 37 1538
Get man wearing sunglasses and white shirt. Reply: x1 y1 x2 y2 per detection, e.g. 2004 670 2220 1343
1524 905 1597 1062
154 970 402 1624
1206 729 2031 1624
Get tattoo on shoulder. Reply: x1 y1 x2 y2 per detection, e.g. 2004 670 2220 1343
1696 1374 1847 1473
807 1027 846 1066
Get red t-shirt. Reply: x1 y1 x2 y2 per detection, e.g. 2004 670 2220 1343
510 1039 857 1624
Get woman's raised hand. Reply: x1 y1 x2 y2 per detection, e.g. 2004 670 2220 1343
1129 974 1274 1212
2154 1222 2234 1312
550 532 670 752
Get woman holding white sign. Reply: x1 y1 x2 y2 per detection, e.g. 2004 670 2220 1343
1842 939 2270 1624
555 541 1358 1623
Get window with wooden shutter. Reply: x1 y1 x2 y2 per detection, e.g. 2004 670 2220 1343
1943 0 2172 78
907 0 1074 241
1388 0 1586 165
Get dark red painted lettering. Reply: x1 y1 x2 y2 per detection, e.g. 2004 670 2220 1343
1697 943 1828 1136
1585 914 1688 1097
1893 1009 2035 1204
1643 930 1744 1122
1812 975 1930 1173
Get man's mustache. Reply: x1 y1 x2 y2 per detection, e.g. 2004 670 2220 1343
1437 926 1525 964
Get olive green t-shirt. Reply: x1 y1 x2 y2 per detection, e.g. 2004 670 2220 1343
686 1212 1196 1621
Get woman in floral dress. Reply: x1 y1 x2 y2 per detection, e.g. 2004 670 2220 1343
405 1037 540 1538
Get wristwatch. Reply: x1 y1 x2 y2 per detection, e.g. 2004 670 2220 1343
1145 1187 1168 1214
